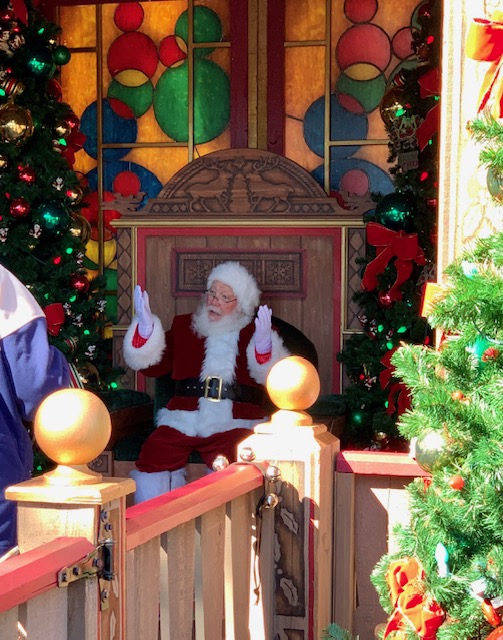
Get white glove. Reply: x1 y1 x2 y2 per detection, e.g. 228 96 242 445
254 304 272 354
134 285 154 339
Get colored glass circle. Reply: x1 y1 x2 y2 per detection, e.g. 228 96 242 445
114 2 144 31
159 35 187 68
114 69 149 88
86 160 162 207
340 169 370 195
344 0 378 23
304 94 368 159
392 27 416 60
113 170 141 196
336 71 386 113
336 24 391 73
108 78 154 118
342 62 381 82
80 99 137 161
312 157 394 195
107 32 158 79
175 6 222 58
153 59 230 144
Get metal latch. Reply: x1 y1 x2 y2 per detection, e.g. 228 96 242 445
58 507 115 611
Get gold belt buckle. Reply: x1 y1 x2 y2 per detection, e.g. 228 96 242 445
204 376 223 401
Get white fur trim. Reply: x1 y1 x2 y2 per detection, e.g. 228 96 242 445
0 264 44 338
130 468 186 503
156 401 259 437
247 330 290 384
200 330 240 382
123 315 166 371
207 261 260 316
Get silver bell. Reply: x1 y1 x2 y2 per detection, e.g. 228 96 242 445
265 465 281 483
263 493 279 509
212 455 230 471
239 446 256 462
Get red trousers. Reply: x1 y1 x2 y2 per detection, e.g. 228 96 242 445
136 426 252 472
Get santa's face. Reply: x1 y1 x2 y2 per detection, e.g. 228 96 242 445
205 279 238 322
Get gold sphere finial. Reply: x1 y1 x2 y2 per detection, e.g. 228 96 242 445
266 356 320 426
34 388 112 485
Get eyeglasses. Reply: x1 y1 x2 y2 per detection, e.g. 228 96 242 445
205 289 237 304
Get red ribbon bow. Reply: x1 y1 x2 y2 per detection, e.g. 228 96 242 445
61 130 87 167
361 222 426 302
11 0 27 24
380 348 412 416
384 557 445 639
44 302 65 337
466 14 503 118
416 67 440 151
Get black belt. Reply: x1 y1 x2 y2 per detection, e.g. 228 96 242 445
174 376 265 405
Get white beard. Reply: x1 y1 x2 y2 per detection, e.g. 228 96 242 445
191 297 252 337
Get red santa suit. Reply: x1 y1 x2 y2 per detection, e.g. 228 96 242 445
123 271 289 501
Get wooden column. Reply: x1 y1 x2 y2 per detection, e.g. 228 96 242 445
6 475 135 640
237 416 339 640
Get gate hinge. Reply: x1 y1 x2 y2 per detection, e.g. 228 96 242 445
58 508 115 590
58 547 102 586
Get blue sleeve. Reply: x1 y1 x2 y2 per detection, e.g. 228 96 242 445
2 317 71 421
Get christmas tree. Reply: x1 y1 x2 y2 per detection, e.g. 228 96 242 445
338 0 440 451
371 232 503 639
0 0 119 396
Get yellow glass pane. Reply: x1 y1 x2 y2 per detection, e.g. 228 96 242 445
285 0 326 42
59 6 96 48
285 45 325 121
59 52 96 124
284 117 323 174
118 147 189 188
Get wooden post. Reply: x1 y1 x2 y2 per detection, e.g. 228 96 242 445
237 416 339 639
5 388 135 640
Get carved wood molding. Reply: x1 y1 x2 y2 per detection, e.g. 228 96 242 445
112 148 374 220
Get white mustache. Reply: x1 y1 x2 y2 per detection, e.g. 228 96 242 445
207 305 223 316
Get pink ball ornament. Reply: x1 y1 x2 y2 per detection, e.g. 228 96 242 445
378 291 393 307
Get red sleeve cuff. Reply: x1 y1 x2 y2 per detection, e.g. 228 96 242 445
255 348 271 364
132 326 149 348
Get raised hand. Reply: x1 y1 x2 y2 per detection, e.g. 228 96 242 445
254 304 272 354
134 285 154 338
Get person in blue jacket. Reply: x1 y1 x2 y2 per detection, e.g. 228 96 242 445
0 263 70 556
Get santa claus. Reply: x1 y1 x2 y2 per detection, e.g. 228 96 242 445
123 261 290 502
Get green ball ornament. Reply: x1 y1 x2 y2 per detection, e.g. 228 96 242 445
467 335 493 369
26 47 56 78
375 191 417 232
32 201 70 236
487 167 503 204
53 45 71 66
411 431 450 473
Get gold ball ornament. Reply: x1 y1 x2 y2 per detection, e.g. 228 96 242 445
34 388 111 483
266 355 320 411
0 100 34 144
69 213 91 245
379 86 407 129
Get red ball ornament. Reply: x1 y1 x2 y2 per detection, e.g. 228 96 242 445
10 197 30 218
448 475 464 490
18 165 36 184
70 273 90 293
486 626 503 640
482 599 501 627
